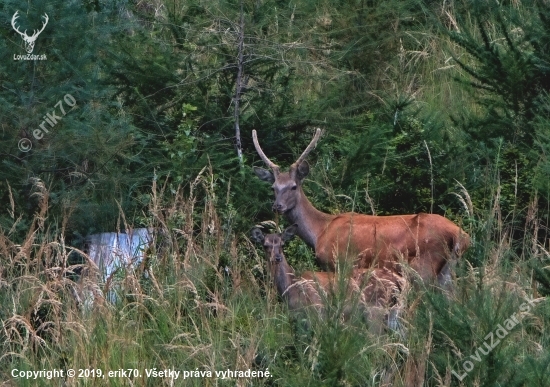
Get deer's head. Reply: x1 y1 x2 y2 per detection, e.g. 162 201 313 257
253 129 321 213
251 224 298 263
12 11 49 54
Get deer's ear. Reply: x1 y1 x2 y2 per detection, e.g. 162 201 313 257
251 228 265 244
282 224 298 242
253 167 275 183
296 161 310 181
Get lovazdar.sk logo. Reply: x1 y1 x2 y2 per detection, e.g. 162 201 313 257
11 11 48 60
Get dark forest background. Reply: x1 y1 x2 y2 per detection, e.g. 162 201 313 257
2 0 550 241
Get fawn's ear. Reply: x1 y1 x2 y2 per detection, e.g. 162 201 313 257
253 167 275 183
282 224 298 242
251 227 265 244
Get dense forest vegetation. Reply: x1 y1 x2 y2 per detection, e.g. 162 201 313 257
1 0 549 385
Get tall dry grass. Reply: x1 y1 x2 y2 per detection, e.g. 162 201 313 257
0 168 548 386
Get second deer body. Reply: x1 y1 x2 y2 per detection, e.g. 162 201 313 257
252 225 405 332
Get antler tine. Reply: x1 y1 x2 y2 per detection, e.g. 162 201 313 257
292 128 322 168
31 13 48 38
11 12 25 37
252 130 280 172
39 14 48 33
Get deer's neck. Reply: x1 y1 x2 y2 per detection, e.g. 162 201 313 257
285 189 334 248
271 260 296 302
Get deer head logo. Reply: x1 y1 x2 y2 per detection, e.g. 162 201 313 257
11 11 49 54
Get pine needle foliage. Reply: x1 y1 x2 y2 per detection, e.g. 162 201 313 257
0 0 146 238
443 0 550 244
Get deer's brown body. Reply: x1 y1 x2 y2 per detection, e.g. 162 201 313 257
252 225 404 330
286 197 467 280
253 129 469 286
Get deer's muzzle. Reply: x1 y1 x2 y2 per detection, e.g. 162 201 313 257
272 203 287 213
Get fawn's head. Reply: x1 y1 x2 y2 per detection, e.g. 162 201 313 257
251 224 298 263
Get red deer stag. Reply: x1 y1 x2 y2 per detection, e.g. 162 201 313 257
252 129 469 287
251 224 405 332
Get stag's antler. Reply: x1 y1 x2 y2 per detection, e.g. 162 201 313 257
252 130 280 174
33 13 49 37
291 128 321 169
11 12 26 38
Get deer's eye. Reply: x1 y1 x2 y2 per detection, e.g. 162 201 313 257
291 185 297 191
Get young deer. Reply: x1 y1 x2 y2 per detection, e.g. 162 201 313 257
251 224 405 332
